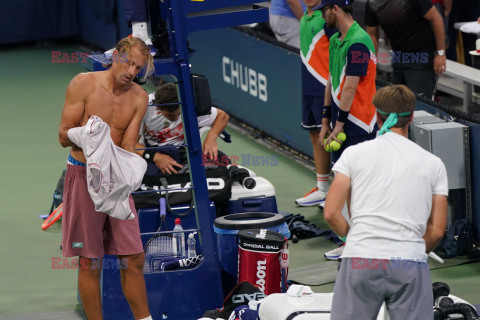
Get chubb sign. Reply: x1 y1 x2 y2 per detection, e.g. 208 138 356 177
222 56 268 102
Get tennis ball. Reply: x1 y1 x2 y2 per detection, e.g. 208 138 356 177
323 139 331 152
329 140 341 151
336 132 346 142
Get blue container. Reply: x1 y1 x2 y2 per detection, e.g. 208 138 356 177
213 212 290 293
226 196 278 214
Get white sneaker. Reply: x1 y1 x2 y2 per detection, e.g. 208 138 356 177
295 187 326 207
324 243 345 260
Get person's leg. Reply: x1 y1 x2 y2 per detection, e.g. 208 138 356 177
118 253 151 319
106 196 150 319
331 258 385 320
391 63 407 87
78 257 103 320
296 95 329 206
386 261 433 320
62 164 108 318
310 128 330 190
403 65 437 99
268 14 300 48
124 0 148 26
124 0 151 42
310 95 330 191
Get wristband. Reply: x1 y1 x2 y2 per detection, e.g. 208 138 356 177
337 109 350 123
323 105 331 119
142 149 157 162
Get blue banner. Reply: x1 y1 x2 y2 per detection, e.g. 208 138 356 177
189 28 312 156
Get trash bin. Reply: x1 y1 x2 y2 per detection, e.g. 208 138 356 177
213 212 290 294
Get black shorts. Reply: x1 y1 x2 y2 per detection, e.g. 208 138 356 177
301 95 324 130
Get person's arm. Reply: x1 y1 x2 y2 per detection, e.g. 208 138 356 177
324 78 332 108
286 0 304 20
324 172 351 237
320 79 333 147
121 89 149 153
423 4 447 75
366 26 380 54
135 141 183 174
443 0 452 17
58 74 88 148
423 194 448 253
203 108 229 160
324 76 359 146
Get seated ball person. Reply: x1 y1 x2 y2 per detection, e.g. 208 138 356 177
136 82 230 175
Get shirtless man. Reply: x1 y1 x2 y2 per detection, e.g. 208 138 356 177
58 37 154 320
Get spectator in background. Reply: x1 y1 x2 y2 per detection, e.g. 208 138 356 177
365 0 446 99
318 0 378 260
295 0 337 208
269 0 307 48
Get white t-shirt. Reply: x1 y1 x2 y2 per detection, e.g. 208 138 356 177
139 93 217 147
332 132 448 261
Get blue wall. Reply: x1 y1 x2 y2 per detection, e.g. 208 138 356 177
0 1 78 45
189 27 480 236
0 0 130 49
189 28 312 156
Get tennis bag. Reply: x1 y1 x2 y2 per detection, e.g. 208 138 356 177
435 219 474 259
203 281 266 319
133 165 232 209
49 169 67 214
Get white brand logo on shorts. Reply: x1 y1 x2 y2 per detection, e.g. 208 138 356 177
222 56 268 102
72 242 84 248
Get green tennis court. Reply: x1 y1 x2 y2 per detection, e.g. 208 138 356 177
1 45 479 319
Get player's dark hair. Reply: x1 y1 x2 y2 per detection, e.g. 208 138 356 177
155 83 180 111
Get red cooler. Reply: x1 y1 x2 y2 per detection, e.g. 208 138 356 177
237 229 285 295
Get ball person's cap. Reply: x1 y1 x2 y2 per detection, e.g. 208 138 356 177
314 0 352 11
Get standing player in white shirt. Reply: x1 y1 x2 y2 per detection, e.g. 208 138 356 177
324 85 448 319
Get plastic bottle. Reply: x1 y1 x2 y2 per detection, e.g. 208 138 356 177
172 218 185 257
187 232 197 258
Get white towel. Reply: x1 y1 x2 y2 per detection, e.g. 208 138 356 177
459 21 480 34
68 116 147 220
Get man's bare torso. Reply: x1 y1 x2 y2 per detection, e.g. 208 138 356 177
70 71 143 163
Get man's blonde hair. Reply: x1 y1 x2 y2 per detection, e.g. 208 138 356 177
373 84 416 128
115 36 154 76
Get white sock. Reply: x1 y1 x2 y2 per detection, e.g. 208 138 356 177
316 173 329 192
131 21 151 42
138 316 153 320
